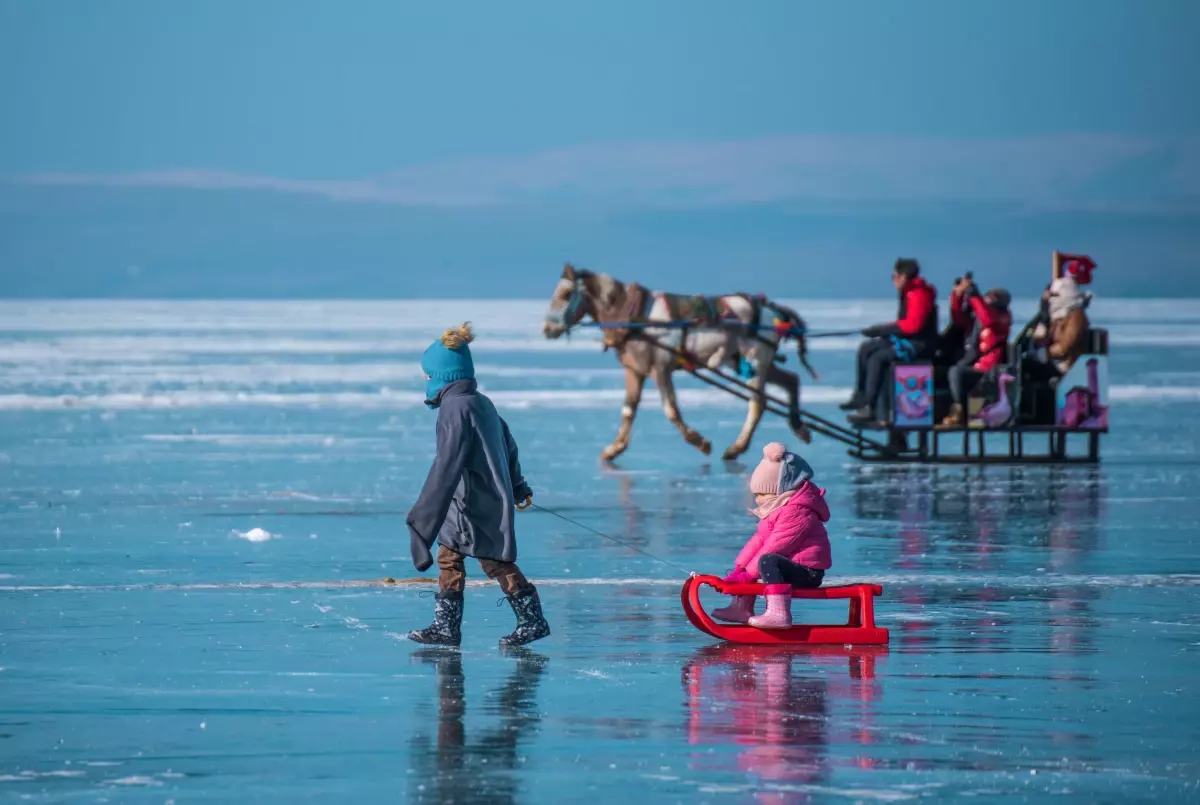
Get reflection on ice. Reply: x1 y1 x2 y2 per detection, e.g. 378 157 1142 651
849 466 1107 656
408 648 547 805
683 645 885 803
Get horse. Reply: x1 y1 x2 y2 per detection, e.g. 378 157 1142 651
541 264 817 462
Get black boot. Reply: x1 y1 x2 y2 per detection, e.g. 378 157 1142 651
846 405 874 423
838 395 862 411
499 586 550 647
407 591 463 646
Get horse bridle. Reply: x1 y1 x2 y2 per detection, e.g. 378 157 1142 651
544 276 586 333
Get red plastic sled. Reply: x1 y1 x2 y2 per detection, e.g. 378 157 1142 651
681 574 890 645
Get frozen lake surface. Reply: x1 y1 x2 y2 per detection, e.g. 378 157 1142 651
2 299 1199 803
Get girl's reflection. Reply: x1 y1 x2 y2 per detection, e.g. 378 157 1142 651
682 644 885 803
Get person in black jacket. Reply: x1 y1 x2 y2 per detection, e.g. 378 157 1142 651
842 259 939 423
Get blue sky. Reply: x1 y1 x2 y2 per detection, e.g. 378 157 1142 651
1 0 1197 297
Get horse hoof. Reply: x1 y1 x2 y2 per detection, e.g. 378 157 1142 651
698 439 713 456
600 445 623 461
787 416 813 444
722 447 743 461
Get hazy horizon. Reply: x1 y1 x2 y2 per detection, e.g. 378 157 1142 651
3 1 1197 299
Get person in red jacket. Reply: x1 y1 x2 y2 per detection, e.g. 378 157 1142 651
939 273 976 366
939 279 1012 427
843 259 939 424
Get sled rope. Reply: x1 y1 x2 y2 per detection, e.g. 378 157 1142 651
531 503 694 577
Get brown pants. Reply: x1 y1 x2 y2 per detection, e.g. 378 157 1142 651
437 544 530 595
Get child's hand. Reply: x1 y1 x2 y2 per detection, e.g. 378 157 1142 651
723 568 752 584
514 483 533 510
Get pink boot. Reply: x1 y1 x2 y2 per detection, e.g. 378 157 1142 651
747 585 792 629
712 594 756 624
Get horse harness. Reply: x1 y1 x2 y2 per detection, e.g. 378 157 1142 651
551 276 807 374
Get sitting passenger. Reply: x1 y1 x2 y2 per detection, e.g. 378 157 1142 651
935 272 975 368
842 258 938 424
939 280 1011 427
1028 261 1092 382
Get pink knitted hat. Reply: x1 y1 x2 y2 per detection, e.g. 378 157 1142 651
749 441 815 496
750 442 788 495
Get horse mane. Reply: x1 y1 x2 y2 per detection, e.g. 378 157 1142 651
563 263 626 320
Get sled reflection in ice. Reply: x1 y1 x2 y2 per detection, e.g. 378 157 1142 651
407 647 547 805
681 644 887 802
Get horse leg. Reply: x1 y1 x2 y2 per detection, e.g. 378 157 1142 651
705 343 727 370
654 369 712 456
766 362 812 444
723 373 767 461
706 331 736 371
601 369 646 461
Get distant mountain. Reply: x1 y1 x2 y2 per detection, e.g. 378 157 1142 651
2 185 1197 298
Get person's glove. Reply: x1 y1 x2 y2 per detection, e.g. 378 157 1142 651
515 485 533 510
723 568 753 585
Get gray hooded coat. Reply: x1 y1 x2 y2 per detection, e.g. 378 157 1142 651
406 380 533 572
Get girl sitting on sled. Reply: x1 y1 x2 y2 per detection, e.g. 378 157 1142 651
713 442 832 629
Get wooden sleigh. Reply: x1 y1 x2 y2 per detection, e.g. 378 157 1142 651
681 574 890 646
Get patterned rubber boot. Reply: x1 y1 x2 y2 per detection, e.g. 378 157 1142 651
407 591 464 646
712 594 756 624
747 585 793 629
499 586 551 647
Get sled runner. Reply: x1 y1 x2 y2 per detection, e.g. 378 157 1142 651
681 574 889 646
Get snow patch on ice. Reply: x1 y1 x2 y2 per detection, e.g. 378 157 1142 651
0 769 87 782
109 776 163 787
233 527 277 542
578 669 612 680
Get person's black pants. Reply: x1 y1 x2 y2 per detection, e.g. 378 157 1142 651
758 554 825 588
1024 360 1061 385
948 364 985 405
856 338 895 407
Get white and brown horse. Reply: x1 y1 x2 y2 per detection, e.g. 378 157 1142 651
542 264 816 461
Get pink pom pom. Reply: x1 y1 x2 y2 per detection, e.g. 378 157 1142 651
762 442 787 461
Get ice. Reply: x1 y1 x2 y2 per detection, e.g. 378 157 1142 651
2 299 1199 803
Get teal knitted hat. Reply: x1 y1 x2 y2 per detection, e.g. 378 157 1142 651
421 323 475 403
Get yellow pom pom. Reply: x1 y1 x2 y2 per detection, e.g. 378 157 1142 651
440 322 474 350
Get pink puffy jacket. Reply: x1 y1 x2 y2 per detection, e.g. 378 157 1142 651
734 481 832 577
